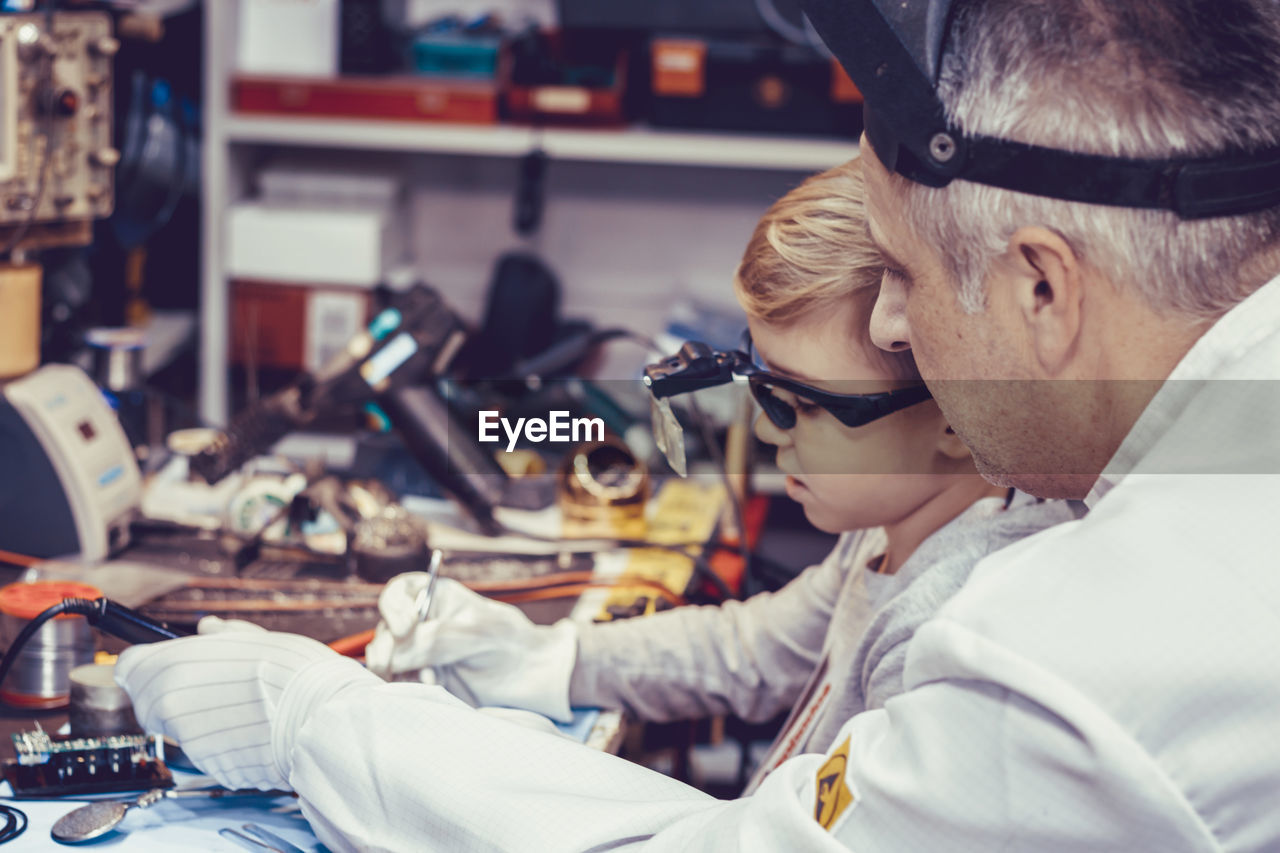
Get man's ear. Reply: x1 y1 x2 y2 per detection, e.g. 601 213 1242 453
936 424 972 463
1004 226 1083 376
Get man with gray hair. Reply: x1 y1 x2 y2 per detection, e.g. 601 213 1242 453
809 0 1280 849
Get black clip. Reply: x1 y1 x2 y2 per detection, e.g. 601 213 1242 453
643 341 745 400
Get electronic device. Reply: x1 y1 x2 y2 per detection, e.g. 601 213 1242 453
0 11 117 232
0 364 141 561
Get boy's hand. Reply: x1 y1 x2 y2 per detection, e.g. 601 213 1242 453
365 575 578 723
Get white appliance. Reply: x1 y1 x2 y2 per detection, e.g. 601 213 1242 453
0 365 142 562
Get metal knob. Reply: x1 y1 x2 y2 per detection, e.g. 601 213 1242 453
91 36 120 57
91 147 120 167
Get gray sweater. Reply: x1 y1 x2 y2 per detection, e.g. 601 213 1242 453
569 492 1077 787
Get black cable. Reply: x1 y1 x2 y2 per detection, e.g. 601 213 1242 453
0 598 183 703
0 802 26 845
0 600 89 696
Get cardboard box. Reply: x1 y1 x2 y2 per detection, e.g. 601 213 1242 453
231 279 372 372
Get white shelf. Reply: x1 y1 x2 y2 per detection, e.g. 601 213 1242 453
224 115 858 172
201 2 860 425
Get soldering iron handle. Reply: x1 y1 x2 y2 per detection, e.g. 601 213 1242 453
81 598 187 643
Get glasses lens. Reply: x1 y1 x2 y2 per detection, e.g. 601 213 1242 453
750 380 796 429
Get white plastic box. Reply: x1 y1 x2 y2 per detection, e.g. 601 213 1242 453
227 202 406 287
238 0 340 77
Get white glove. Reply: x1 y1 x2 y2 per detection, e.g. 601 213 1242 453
365 575 579 723
115 618 380 791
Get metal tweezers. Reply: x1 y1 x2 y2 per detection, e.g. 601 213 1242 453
413 548 444 622
219 823 307 853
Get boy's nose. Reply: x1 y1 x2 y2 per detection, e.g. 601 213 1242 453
753 411 791 448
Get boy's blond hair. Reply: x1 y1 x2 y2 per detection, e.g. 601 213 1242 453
734 158 918 380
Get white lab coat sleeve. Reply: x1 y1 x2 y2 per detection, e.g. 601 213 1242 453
282 613 1216 853
285 680 719 853
569 530 877 723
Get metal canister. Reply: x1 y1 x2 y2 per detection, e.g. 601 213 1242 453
0 581 101 710
85 327 145 392
69 663 141 737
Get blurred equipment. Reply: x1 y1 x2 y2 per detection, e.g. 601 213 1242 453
85 326 149 447
649 36 861 137
0 581 100 709
410 15 504 79
0 261 40 377
192 284 509 534
349 507 430 584
558 437 649 540
594 479 727 622
86 327 145 392
110 71 200 252
0 365 142 561
558 0 810 35
505 30 630 127
0 11 117 249
340 0 397 75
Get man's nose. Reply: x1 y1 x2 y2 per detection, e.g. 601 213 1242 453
870 276 912 353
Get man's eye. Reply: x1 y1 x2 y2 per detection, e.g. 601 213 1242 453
793 397 820 414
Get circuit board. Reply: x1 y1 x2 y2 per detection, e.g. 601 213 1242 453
3 730 173 798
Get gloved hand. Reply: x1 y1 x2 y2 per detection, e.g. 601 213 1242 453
365 575 578 723
115 616 380 791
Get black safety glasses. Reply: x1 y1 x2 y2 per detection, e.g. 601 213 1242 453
740 332 932 430
642 332 932 431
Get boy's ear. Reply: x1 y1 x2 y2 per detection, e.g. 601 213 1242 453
1003 227 1083 377
936 424 972 462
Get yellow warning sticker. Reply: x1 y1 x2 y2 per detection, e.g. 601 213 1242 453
814 736 856 831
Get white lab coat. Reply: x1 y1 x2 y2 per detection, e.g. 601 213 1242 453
280 275 1280 852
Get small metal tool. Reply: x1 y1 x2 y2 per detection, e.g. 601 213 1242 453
413 549 444 622
241 823 307 853
219 823 306 853
220 827 285 852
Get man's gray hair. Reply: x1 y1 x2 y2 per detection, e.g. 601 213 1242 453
902 0 1280 318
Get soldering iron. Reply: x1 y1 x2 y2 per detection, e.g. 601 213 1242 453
0 598 186 703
